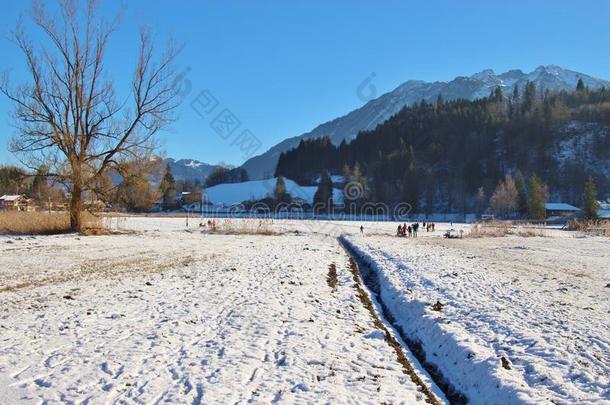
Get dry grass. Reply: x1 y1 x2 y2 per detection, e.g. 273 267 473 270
0 211 105 235
468 221 546 238
567 219 610 236
209 218 278 235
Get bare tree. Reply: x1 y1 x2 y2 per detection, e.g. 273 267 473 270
490 175 519 218
1 0 181 231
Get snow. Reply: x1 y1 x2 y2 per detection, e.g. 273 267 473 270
0 218 437 404
0 195 23 202
203 178 343 206
544 202 580 211
1 217 608 403
185 160 203 168
555 121 610 179
342 233 610 404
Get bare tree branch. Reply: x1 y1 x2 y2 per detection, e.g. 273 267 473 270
2 0 181 231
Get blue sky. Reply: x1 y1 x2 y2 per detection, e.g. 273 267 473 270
1 0 609 166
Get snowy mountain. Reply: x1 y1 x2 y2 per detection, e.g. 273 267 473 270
241 65 610 179
163 158 218 183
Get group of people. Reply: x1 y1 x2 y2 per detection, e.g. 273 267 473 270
396 221 436 237
396 222 418 237
199 219 218 231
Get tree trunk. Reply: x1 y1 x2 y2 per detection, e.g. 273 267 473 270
70 184 83 233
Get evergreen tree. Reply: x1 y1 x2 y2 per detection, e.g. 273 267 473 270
0 166 28 195
159 163 177 210
205 166 249 187
512 84 520 102
436 93 444 107
401 158 419 212
527 175 547 220
514 170 528 216
30 165 50 203
313 171 333 214
509 84 520 118
492 86 503 102
576 78 586 93
583 176 600 219
522 81 537 114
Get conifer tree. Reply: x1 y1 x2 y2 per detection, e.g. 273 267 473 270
313 171 333 214
30 165 50 203
522 81 537 114
492 86 503 102
436 94 444 108
527 175 547 220
159 163 177 210
583 176 599 219
514 170 528 216
576 78 586 92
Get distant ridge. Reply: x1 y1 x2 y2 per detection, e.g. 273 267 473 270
240 65 610 179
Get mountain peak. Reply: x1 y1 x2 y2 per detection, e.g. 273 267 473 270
240 66 610 179
471 69 497 81
534 64 562 75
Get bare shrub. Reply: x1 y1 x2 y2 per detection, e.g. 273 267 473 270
567 220 610 236
0 211 105 235
468 221 546 238
468 221 512 238
514 225 546 237
209 218 278 235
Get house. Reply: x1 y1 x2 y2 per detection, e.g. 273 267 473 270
598 201 610 219
544 202 580 218
0 195 35 212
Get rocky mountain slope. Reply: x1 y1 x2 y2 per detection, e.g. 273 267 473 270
241 65 610 179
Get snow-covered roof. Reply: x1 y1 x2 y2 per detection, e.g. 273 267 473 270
544 203 580 211
598 210 610 219
0 194 25 201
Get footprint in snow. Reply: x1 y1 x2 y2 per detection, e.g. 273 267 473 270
364 330 386 340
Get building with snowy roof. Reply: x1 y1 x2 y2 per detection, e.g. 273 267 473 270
0 194 35 212
544 202 580 218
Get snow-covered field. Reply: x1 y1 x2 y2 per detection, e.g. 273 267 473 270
0 218 439 404
343 233 610 404
0 217 608 404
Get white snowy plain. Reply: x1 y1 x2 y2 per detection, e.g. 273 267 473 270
0 218 438 404
343 232 610 404
0 217 608 404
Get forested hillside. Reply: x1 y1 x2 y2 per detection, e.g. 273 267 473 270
275 82 610 214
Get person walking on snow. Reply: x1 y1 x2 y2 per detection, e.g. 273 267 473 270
360 225 364 234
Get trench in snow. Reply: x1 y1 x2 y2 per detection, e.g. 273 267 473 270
338 236 468 405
